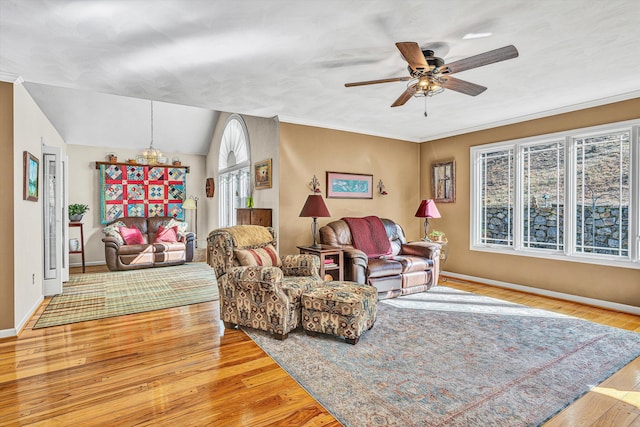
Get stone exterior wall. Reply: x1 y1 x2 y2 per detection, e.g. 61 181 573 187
483 205 628 253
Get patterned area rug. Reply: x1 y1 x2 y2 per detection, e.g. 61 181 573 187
34 263 218 328
245 286 640 426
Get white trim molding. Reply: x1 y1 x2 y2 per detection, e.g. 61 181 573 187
0 72 24 84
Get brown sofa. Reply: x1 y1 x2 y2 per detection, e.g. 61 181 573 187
102 217 194 271
319 217 441 299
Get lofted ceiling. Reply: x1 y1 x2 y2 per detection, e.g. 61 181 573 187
1 0 639 156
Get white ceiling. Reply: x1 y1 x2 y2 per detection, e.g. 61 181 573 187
1 0 640 155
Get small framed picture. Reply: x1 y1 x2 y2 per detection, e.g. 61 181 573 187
23 151 39 202
254 159 272 189
432 160 455 203
326 172 373 199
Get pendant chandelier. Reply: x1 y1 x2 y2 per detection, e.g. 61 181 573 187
137 100 164 165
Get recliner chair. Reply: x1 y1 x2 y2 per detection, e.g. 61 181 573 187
207 225 323 340
319 217 441 299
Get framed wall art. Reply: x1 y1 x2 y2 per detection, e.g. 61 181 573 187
432 160 455 203
326 172 373 199
254 159 272 189
23 151 39 202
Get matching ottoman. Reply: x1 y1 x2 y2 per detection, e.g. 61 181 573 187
301 281 377 344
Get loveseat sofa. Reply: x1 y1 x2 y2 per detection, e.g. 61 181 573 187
319 217 441 299
102 217 194 271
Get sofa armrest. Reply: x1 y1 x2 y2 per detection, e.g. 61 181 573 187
400 241 441 260
102 237 121 271
280 254 320 278
184 232 195 261
341 248 368 284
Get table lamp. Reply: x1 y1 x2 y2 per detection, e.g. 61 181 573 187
415 199 441 241
299 194 331 248
182 196 198 247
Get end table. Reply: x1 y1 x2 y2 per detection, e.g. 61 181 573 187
69 222 86 273
297 244 344 281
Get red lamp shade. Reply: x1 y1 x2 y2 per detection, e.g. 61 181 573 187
299 195 331 218
414 199 441 218
300 195 331 248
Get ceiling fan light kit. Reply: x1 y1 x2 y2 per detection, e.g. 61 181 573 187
345 41 519 115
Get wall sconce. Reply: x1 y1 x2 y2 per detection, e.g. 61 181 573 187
308 175 321 193
377 179 388 195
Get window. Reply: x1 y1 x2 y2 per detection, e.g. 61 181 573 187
218 115 250 227
575 131 630 257
471 120 639 268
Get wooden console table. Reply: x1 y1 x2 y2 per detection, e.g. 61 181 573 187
69 222 86 273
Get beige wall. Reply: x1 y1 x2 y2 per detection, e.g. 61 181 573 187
279 123 422 255
205 113 280 236
67 144 206 264
420 97 640 307
0 82 14 331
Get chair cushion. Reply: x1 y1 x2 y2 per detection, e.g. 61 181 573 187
390 255 433 273
366 257 402 278
281 276 323 300
235 244 282 267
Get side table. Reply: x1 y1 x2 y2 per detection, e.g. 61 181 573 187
297 244 344 281
69 222 86 273
436 238 448 270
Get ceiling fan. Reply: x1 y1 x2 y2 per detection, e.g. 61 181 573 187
345 42 519 110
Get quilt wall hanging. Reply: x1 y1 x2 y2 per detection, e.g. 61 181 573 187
99 163 188 224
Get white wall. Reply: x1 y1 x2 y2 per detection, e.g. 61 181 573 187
13 83 66 331
66 144 207 264
205 113 280 236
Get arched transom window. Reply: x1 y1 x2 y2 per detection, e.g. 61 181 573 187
218 115 250 227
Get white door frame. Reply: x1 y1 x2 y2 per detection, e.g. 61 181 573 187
42 146 63 296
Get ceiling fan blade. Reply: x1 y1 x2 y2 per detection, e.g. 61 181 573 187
345 76 411 87
395 42 429 71
441 76 487 96
391 84 417 107
439 45 518 75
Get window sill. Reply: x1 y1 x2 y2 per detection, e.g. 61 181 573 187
470 244 640 270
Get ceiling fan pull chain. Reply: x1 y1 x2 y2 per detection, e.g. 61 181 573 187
424 95 428 117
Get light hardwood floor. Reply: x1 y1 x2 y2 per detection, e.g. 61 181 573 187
1 266 638 426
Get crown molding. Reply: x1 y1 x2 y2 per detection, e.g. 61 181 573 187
0 71 24 84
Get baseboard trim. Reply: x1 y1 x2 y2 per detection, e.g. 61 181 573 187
0 328 17 339
15 296 44 336
442 271 640 316
70 261 106 267
1 296 46 339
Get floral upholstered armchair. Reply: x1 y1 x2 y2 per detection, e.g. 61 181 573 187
207 225 323 340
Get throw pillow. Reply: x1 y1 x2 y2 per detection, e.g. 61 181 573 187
102 221 126 245
165 218 189 240
234 244 282 267
119 226 145 245
154 225 178 243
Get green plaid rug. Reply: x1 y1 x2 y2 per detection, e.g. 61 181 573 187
34 263 218 329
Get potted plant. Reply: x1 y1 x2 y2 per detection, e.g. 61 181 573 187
429 230 445 242
68 204 89 222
